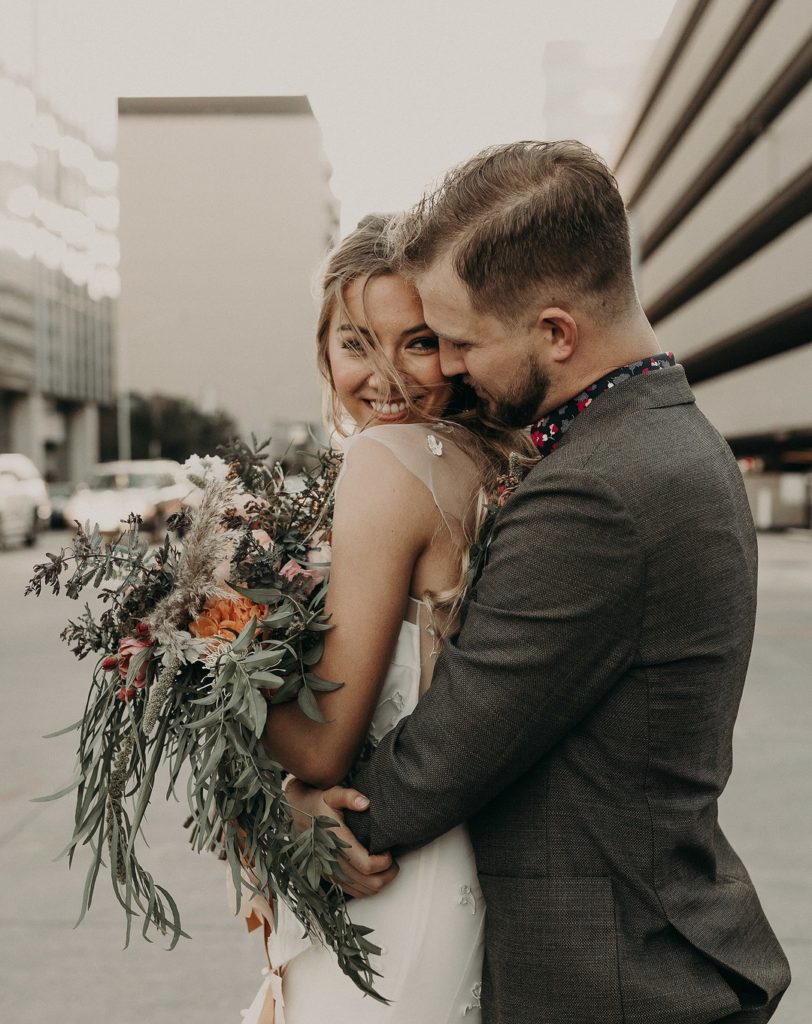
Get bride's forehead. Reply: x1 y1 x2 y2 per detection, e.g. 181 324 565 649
342 274 423 327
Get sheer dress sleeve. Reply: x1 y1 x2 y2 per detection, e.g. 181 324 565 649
336 421 483 548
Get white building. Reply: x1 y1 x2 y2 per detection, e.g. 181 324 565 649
613 0 812 523
116 95 339 457
0 68 117 482
543 40 656 165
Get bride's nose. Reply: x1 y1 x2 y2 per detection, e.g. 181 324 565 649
365 366 399 392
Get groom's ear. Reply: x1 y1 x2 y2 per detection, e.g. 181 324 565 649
535 307 578 364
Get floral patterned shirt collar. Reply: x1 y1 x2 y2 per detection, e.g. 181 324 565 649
529 352 675 458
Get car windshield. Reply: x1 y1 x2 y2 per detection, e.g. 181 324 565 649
88 472 175 490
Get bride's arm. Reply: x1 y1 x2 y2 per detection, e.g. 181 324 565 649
262 437 437 788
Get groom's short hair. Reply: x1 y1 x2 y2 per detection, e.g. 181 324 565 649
391 140 637 324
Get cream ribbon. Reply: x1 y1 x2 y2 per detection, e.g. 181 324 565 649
245 968 285 1024
230 870 286 1024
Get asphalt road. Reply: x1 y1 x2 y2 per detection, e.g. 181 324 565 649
0 529 809 1023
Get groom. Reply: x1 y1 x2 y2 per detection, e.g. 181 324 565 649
287 141 791 1023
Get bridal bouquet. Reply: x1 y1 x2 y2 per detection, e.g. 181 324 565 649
26 438 383 999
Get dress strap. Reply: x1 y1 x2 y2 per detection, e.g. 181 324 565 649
404 596 421 624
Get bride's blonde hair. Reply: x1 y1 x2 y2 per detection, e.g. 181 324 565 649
316 214 537 633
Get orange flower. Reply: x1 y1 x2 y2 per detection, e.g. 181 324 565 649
188 588 269 646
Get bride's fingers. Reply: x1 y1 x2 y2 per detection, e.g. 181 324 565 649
318 785 397 876
336 884 366 899
338 832 394 874
322 786 370 813
332 860 399 899
332 828 395 872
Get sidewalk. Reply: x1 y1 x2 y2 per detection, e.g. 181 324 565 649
718 531 812 1022
0 530 809 1022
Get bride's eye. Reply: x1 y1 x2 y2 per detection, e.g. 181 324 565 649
341 337 365 354
408 336 439 352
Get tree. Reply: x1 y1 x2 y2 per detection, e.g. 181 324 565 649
128 393 239 462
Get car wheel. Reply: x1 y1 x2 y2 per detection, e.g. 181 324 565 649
24 510 38 547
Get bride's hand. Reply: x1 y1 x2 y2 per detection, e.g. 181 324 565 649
285 778 399 899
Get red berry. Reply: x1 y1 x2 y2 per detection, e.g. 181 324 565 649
101 656 118 671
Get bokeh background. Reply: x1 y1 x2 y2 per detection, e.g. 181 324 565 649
1 1 809 1021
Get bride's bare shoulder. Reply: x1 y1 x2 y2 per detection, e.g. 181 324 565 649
331 430 439 550
337 422 485 533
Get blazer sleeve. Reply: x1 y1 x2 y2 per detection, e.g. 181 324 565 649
345 464 645 853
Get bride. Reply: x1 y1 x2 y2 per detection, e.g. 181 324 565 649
239 214 532 1023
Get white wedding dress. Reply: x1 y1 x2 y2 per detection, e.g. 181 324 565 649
238 423 485 1024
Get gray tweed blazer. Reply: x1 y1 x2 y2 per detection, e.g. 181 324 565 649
346 366 791 1024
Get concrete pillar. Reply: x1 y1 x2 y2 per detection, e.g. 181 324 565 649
9 392 47 471
0 392 12 451
67 403 100 484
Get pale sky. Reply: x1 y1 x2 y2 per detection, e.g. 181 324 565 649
1 0 677 231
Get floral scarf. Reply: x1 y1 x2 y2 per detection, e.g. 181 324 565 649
529 352 676 457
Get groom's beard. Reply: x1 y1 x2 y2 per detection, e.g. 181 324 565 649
477 357 551 429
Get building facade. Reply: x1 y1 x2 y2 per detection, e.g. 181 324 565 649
543 39 657 165
613 0 812 525
116 96 339 460
0 68 118 483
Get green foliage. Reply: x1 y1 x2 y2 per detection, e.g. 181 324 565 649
129 392 240 463
26 439 385 1000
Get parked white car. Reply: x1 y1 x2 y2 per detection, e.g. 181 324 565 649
0 453 51 548
64 459 194 539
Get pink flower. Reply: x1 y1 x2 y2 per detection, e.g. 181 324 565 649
279 558 325 595
228 490 269 524
497 484 515 507
117 636 153 688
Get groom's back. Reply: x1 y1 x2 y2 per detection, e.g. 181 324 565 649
469 366 790 1024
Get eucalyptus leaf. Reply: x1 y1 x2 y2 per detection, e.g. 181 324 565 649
268 676 301 705
305 673 344 693
230 584 283 604
297 686 328 724
42 718 83 739
31 776 83 803
230 616 258 654
301 641 323 666
241 648 285 668
249 688 268 738
194 733 227 788
261 604 295 627
249 670 285 688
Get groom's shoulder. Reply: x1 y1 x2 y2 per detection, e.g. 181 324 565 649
517 369 743 518
549 368 725 469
